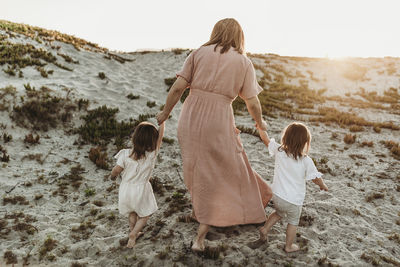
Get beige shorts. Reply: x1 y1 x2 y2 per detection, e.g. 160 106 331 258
272 194 302 226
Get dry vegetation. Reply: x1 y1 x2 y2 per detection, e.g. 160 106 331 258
0 20 106 52
12 85 77 131
89 146 109 169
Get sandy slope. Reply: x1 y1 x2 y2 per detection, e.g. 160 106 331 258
0 26 400 267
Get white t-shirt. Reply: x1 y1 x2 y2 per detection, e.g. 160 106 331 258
268 139 322 206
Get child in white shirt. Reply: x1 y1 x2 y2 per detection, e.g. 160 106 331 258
257 122 328 253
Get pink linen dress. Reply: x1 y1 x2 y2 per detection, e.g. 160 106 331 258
177 45 270 227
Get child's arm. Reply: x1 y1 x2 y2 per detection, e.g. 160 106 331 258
110 165 123 180
312 177 328 191
156 122 165 150
257 128 270 147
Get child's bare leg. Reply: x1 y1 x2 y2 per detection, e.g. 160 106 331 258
127 215 149 248
259 211 281 241
285 224 299 252
129 212 138 232
192 223 209 252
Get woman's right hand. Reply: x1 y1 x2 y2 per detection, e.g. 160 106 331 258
156 111 169 125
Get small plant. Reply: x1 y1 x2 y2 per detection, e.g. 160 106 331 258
352 209 361 216
366 192 384 202
93 200 104 207
0 145 9 162
127 93 140 100
84 188 96 197
36 66 49 78
34 194 43 200
388 232 400 244
150 176 165 196
39 236 57 260
24 133 40 144
76 98 89 111
3 66 16 76
3 132 12 143
360 141 373 147
373 126 381 133
162 137 175 144
349 125 364 132
4 251 17 264
344 134 356 144
146 101 156 108
98 72 106 79
57 53 79 64
3 195 29 205
88 147 109 169
382 140 400 160
180 88 190 103
172 48 186 55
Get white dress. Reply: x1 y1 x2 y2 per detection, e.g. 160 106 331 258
114 148 158 217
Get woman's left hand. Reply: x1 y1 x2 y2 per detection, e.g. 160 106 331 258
156 111 169 125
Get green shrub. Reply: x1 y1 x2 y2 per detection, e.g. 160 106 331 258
127 93 140 100
146 101 156 108
77 105 136 145
12 91 76 131
98 72 106 79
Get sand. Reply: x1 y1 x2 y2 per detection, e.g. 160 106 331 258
0 25 400 267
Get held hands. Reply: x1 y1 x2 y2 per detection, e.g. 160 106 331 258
156 111 169 125
255 120 268 131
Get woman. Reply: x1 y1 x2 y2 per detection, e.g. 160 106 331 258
156 18 272 252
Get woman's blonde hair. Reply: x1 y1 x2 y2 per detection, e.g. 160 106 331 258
202 18 245 54
279 122 311 160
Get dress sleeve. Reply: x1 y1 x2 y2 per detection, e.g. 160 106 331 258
268 138 280 156
114 149 126 169
239 61 263 100
304 156 323 181
176 51 195 83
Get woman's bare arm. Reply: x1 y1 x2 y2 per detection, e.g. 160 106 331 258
244 96 267 130
156 76 189 125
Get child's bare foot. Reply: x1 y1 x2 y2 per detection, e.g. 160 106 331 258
126 232 143 248
285 243 300 253
126 236 136 248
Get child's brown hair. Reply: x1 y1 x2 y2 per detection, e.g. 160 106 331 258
130 122 159 160
280 122 311 160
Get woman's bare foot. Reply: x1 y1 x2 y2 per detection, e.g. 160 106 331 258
285 243 300 253
259 226 268 241
191 239 205 252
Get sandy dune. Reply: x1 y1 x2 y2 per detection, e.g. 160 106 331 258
0 22 399 266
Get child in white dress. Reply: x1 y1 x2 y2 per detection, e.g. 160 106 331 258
257 122 328 253
110 121 164 248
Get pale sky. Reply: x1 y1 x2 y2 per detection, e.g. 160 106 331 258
1 0 400 57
